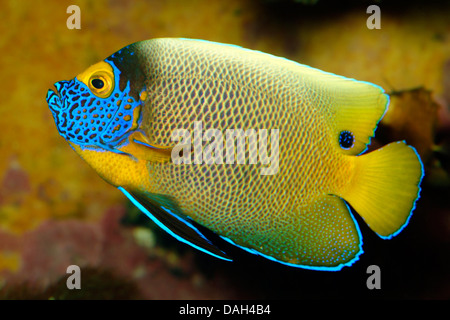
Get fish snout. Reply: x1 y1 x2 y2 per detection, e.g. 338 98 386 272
46 80 70 112
46 89 61 113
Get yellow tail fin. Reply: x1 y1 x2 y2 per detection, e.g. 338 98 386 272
342 141 424 238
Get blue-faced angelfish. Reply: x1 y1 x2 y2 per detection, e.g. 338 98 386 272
46 38 424 270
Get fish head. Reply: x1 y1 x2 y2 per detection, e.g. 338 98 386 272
46 45 147 153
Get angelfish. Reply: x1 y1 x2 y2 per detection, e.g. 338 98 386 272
46 38 424 271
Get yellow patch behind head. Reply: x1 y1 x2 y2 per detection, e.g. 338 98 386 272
69 142 153 193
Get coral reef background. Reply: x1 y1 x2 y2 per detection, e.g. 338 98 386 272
0 0 449 299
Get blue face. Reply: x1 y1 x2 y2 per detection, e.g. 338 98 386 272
46 46 146 152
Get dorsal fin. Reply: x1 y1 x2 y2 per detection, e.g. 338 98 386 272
118 187 232 261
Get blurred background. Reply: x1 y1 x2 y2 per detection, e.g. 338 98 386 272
0 0 449 299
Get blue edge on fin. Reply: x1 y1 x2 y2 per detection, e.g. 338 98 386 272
119 187 369 271
218 201 364 272
378 143 425 240
119 187 232 261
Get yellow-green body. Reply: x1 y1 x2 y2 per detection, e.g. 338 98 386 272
47 38 423 270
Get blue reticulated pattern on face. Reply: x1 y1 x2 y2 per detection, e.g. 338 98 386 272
46 64 143 152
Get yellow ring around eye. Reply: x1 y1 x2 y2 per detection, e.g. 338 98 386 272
76 61 115 99
88 71 114 98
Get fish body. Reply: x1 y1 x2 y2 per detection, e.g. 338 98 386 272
46 38 424 270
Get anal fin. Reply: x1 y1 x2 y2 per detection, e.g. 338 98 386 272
217 195 363 271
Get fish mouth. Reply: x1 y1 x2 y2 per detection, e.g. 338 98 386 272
46 81 69 112
46 88 61 112
47 82 61 97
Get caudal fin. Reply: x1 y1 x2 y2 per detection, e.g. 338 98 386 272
343 141 424 239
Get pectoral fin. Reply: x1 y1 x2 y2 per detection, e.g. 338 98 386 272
118 131 173 163
119 187 232 261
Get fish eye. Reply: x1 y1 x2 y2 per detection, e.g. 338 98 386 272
88 72 114 98
339 130 354 149
91 78 104 89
